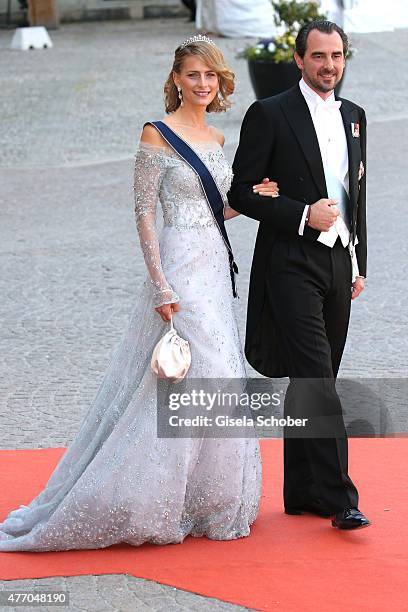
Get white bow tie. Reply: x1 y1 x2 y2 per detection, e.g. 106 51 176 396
315 99 342 114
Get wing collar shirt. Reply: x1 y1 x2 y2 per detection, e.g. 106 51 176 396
297 77 361 280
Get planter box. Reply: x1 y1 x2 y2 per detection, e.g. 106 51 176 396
248 59 301 99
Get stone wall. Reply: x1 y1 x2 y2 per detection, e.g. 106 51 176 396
0 0 188 25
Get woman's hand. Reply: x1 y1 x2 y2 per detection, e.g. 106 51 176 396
155 302 180 322
252 177 279 198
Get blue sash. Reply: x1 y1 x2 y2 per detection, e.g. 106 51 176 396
145 121 239 298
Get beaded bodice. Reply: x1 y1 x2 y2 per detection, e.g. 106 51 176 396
135 141 233 227
133 140 233 307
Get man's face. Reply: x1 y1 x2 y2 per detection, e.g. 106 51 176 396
294 29 346 95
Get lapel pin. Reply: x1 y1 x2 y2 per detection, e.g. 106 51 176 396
351 122 360 138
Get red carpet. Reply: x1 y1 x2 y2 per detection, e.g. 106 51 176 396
1 439 407 611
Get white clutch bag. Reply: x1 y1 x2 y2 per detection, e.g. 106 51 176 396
151 315 191 383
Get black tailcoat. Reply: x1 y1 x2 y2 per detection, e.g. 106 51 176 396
228 84 367 378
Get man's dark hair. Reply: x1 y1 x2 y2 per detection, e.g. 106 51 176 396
295 20 349 58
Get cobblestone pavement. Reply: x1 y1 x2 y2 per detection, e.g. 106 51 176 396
0 575 251 611
0 18 407 611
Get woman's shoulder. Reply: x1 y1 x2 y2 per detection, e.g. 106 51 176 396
140 122 171 149
136 122 176 161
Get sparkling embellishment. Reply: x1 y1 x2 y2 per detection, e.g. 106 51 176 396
0 136 262 553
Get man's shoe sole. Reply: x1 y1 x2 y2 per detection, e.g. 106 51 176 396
331 520 372 529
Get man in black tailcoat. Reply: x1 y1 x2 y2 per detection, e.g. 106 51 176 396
228 20 371 529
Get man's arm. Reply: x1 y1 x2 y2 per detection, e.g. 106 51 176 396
355 109 367 278
227 100 306 232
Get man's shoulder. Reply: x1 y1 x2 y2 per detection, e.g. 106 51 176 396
259 85 299 109
245 85 299 117
337 95 366 116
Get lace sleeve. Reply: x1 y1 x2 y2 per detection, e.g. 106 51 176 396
133 143 180 308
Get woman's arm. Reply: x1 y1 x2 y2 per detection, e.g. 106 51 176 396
225 178 280 220
134 127 180 310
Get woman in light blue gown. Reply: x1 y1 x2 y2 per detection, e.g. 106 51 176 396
0 36 279 552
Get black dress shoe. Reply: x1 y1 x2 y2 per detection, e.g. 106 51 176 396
331 508 371 530
285 502 333 518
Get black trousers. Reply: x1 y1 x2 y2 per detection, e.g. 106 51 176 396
265 234 359 513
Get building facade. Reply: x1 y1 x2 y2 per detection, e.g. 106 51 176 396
1 0 187 26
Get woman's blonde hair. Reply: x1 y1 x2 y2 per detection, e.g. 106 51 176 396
164 40 235 113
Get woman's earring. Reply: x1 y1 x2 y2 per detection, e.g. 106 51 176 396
217 90 224 107
177 87 184 107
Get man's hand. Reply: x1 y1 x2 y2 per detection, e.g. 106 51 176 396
252 177 279 198
155 302 180 322
351 277 365 300
307 198 340 231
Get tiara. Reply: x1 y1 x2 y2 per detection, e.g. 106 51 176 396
179 34 216 50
